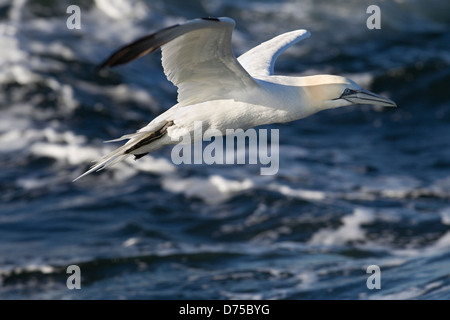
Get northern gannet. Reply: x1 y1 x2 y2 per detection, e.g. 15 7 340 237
74 17 396 181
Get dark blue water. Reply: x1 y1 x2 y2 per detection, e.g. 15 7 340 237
1 0 450 299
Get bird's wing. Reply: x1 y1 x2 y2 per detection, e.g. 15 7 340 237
98 17 257 106
238 29 310 78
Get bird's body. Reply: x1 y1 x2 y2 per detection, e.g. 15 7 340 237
74 17 395 181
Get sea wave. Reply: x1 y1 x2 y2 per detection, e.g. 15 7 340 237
1 0 449 300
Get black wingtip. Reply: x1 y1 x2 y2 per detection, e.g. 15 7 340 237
94 48 138 74
93 53 118 74
93 59 116 75
93 23 182 75
94 63 106 74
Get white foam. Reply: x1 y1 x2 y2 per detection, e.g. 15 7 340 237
272 184 327 201
95 0 149 20
0 64 41 84
309 208 375 246
361 175 422 199
220 292 264 300
294 270 318 289
440 207 450 225
126 155 176 174
432 231 450 250
0 263 55 277
161 175 332 204
31 142 99 166
429 176 450 198
162 175 253 204
392 229 450 259
0 23 38 84
123 237 139 247
0 127 38 152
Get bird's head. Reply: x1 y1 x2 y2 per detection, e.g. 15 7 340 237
303 75 396 111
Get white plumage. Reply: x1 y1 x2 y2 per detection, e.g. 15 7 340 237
74 17 395 181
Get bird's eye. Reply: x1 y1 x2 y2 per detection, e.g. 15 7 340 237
337 88 356 99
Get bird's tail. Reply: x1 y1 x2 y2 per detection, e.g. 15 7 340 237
72 131 150 182
73 121 173 182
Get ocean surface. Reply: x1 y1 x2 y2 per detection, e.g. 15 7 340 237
1 0 450 300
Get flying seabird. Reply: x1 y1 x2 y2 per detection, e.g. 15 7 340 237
74 17 396 181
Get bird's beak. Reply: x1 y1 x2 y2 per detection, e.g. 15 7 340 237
343 89 397 107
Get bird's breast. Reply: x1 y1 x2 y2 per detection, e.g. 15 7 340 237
166 99 289 140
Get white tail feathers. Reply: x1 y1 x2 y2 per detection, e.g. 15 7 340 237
73 121 173 182
73 131 152 182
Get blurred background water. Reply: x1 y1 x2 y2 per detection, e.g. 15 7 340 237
0 0 449 299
